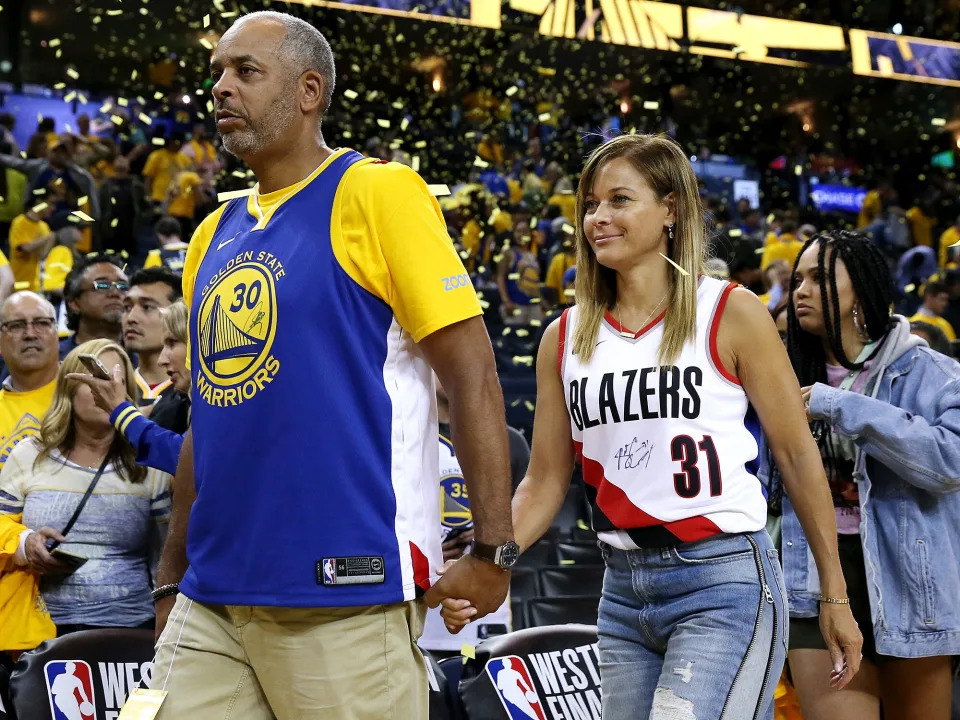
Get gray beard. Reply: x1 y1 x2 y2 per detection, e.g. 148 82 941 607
220 94 298 158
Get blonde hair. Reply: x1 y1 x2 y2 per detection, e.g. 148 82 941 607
35 339 146 483
161 301 187 345
572 134 706 366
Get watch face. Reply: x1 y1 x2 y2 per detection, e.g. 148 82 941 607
499 541 520 568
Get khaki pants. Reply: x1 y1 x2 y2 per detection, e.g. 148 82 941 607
152 595 428 720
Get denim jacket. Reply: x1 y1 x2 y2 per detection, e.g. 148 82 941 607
759 316 960 658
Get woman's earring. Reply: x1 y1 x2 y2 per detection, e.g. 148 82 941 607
853 304 869 339
668 224 675 241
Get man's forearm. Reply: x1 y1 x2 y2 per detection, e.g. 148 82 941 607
449 367 514 544
156 430 195 587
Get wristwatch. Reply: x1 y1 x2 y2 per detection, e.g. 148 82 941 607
470 540 520 569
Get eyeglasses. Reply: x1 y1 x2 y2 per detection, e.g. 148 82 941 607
1 317 57 334
91 280 130 293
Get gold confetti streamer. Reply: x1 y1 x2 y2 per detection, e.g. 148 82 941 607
72 210 95 222
427 185 450 196
217 188 254 202
660 252 690 276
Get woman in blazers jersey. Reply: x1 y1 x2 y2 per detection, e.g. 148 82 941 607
441 134 861 719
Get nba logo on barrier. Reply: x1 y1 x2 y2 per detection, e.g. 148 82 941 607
485 655 546 720
44 661 96 720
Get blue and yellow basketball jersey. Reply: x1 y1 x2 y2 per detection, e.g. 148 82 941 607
180 148 481 607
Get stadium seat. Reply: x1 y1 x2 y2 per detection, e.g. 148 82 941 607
0 663 11 720
525 595 601 626
551 482 588 532
511 599 526 631
556 541 604 565
510 566 539 600
436 656 466 720
423 650 453 720
9 629 154 720
516 538 556 569
537 565 605 597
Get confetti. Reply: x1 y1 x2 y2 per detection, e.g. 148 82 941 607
217 189 254 202
376 119 390 128
203 14 210 27
76 196 88 207
64 91 76 102
400 117 410 131
200 38 213 50
31 203 49 214
66 67 79 79
13 282 31 291
538 112 552 122
461 644 476 659
343 89 358 100
72 210 95 222
505 85 519 97
150 135 164 143
643 101 660 110
48 38 61 48
660 253 690 276
427 184 450 196
139 113 153 125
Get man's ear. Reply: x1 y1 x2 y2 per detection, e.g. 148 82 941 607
299 70 326 116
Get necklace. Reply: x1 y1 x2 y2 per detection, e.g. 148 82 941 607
615 291 667 338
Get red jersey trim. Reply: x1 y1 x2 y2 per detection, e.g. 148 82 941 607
558 307 570 375
603 309 667 340
409 541 431 592
708 282 741 386
574 441 723 543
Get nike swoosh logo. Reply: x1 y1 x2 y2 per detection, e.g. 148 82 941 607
217 232 241 251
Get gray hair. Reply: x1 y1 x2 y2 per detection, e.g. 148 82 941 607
1 291 57 322
235 11 336 114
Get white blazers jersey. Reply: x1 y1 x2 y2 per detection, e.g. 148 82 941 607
559 276 766 550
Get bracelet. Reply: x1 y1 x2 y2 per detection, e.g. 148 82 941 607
818 595 850 605
151 583 179 602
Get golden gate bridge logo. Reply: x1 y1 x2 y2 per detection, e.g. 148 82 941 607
200 294 266 365
197 262 277 386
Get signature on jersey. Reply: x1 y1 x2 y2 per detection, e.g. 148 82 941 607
614 437 654 471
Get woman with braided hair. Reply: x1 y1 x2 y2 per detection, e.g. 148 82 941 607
774 229 960 720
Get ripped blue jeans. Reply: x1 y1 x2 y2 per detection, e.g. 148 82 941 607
597 530 787 720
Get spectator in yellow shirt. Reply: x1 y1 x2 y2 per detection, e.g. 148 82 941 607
857 183 894 228
760 220 804 271
909 281 957 342
8 204 56 292
141 132 191 205
181 123 222 193
544 230 576 309
938 215 960 269
165 166 203 238
39 227 79 298
906 204 936 248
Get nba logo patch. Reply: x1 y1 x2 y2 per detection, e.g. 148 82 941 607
485 655 546 720
44 660 97 720
322 558 336 584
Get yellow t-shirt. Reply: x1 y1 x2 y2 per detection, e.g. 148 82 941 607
8 214 50 291
167 171 202 219
182 149 481 367
906 207 934 248
909 313 957 342
545 251 575 297
40 245 74 294
0 378 57 468
939 227 959 269
548 193 576 224
760 234 804 271
142 149 192 203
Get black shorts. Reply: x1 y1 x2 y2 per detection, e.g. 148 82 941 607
788 533 890 665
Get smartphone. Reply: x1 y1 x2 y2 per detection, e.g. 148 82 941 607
50 547 89 571
78 353 111 380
